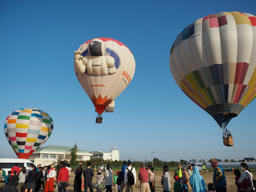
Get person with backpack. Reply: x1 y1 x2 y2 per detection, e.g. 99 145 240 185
124 160 136 192
120 161 127 192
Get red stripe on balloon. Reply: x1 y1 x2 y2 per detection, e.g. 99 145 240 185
16 133 27 137
249 16 256 26
234 62 249 84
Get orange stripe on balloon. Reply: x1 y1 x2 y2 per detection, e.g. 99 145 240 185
8 119 16 124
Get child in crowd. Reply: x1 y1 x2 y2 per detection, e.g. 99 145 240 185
113 171 119 191
208 183 216 192
95 169 104 192
116 171 122 192
5 171 11 192
174 175 181 192
10 171 19 192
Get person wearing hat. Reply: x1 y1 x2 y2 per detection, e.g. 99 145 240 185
210 158 227 192
138 162 150 192
124 160 136 192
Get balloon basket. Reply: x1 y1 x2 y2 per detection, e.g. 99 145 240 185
96 116 103 123
223 136 233 147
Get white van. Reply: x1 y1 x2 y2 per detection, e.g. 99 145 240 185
189 162 204 171
0 158 33 174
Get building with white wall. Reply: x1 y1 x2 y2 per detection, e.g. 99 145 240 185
90 146 120 161
29 145 92 166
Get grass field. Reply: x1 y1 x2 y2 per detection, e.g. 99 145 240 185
1 170 255 192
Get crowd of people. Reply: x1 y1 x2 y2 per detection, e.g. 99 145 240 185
1 158 255 192
71 159 255 192
1 161 71 192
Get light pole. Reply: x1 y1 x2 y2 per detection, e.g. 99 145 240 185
152 152 155 168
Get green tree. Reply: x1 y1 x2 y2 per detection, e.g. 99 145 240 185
70 144 78 167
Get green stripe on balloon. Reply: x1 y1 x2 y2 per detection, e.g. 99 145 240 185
17 115 30 120
43 119 51 124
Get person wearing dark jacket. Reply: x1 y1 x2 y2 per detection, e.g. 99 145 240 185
10 171 19 192
74 164 83 192
24 165 38 192
83 162 94 192
35 167 43 192
57 161 70 192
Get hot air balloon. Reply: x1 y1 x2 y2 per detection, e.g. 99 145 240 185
169 11 256 146
74 37 136 123
4 108 54 159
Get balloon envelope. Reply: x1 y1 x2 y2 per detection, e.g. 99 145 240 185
169 11 256 129
74 37 136 115
4 108 54 159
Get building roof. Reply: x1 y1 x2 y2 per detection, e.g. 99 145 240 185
34 145 91 155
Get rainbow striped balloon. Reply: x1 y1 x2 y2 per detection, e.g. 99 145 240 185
169 11 256 129
4 108 54 159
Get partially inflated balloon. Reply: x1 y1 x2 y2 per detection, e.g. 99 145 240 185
169 11 256 129
4 108 54 159
74 37 136 115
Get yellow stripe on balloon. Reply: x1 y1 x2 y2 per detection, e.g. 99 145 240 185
26 138 37 142
200 89 213 105
16 124 29 129
223 12 232 16
41 113 49 116
21 110 32 113
245 91 256 107
41 126 49 132
193 92 208 109
185 74 199 91
231 12 252 26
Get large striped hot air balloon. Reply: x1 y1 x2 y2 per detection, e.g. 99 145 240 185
74 37 136 123
169 11 256 145
4 108 54 159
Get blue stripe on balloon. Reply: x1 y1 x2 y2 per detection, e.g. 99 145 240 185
31 114 42 118
38 135 46 140
12 112 20 116
28 129 40 134
106 48 120 69
18 149 24 153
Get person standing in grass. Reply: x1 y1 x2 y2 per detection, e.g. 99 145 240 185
18 167 27 192
147 165 155 192
105 164 113 192
138 162 150 192
189 166 207 192
83 162 94 192
162 165 171 192
113 171 119 191
210 159 227 192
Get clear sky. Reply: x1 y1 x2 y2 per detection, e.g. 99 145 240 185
1 0 256 162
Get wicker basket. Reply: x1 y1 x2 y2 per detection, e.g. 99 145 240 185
223 136 233 146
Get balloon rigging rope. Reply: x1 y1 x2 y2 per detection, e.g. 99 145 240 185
106 116 154 149
233 136 252 157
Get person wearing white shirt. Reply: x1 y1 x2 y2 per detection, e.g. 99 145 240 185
45 165 56 192
237 163 255 192
124 160 136 192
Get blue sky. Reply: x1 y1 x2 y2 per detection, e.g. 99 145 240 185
1 0 256 162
